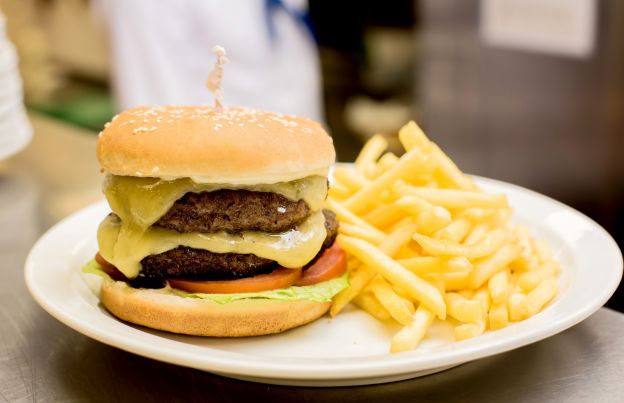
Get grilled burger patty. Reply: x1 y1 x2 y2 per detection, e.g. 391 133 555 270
155 189 311 233
131 209 339 288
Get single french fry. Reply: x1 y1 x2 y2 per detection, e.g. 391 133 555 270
355 134 387 174
489 301 509 330
435 218 472 243
469 244 521 289
368 277 414 325
333 166 370 191
459 208 497 223
394 182 508 210
390 305 435 352
326 198 386 240
364 203 404 228
398 121 433 153
353 292 391 321
344 149 429 214
445 293 482 323
519 278 558 317
328 182 352 200
338 235 446 319
488 269 510 305
473 288 491 314
517 271 541 293
394 245 421 260
330 265 376 317
395 194 433 214
399 256 472 275
413 229 507 259
379 218 419 257
377 152 399 171
454 323 484 341
338 222 386 245
508 292 526 321
442 272 472 291
463 222 490 245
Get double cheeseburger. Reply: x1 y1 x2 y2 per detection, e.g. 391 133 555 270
89 105 348 336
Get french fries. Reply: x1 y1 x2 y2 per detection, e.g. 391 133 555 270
328 120 561 352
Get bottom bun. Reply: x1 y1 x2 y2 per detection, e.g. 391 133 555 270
100 280 331 337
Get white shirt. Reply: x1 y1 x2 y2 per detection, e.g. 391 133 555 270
95 0 322 121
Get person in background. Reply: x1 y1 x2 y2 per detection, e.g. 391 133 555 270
94 0 323 121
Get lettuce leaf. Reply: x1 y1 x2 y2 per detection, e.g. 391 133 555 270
82 260 349 304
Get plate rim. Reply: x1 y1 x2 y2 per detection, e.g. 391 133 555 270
24 175 623 381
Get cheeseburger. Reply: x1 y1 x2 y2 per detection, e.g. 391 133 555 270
87 105 348 336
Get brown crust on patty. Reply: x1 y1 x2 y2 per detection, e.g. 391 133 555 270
155 189 311 233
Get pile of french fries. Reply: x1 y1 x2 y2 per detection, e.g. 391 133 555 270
328 121 560 353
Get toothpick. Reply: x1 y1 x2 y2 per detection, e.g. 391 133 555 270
206 45 228 112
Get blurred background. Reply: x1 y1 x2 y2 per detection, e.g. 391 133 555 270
0 0 622 309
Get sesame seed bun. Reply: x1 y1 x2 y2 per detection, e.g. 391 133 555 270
97 106 335 183
100 279 331 337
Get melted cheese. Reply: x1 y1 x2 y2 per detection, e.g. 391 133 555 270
97 211 327 279
103 174 328 228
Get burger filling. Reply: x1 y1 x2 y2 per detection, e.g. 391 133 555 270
96 175 343 291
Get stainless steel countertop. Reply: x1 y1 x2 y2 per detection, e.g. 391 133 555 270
1 115 623 402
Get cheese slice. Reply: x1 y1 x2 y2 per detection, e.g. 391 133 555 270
103 174 328 229
97 211 328 279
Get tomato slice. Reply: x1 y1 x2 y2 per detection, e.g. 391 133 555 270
95 253 128 282
168 268 302 294
295 243 346 286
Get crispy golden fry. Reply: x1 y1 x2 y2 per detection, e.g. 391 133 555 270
398 121 432 152
395 183 508 210
377 152 400 172
488 269 510 305
331 220 418 317
364 203 405 229
463 222 490 245
399 256 472 275
344 149 429 214
508 292 526 321
329 120 560 352
435 218 472 243
353 292 391 321
445 292 483 323
334 166 370 191
326 198 386 240
395 194 432 214
398 121 476 190
328 182 352 200
469 244 520 289
390 305 435 352
330 265 376 317
338 222 386 245
488 301 509 330
355 134 387 174
454 323 484 341
380 218 419 257
519 278 558 317
368 277 415 325
517 271 541 293
413 229 507 260
338 235 446 319
395 195 453 235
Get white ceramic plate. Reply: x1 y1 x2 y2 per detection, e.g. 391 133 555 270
25 177 622 386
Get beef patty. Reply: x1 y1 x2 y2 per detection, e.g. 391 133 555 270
135 209 339 288
155 189 311 233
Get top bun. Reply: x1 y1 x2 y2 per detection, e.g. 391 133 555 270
97 106 335 183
